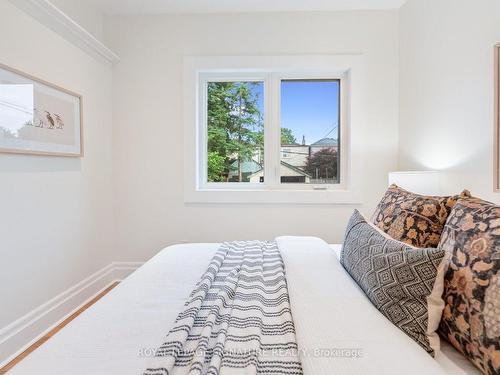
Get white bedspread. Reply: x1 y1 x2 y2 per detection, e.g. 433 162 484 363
7 238 480 375
278 237 480 375
326 241 480 375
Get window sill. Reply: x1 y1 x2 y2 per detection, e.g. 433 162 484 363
184 188 362 205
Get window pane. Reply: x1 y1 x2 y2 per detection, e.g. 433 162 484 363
206 81 264 183
280 79 340 184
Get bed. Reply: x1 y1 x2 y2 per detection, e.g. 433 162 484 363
8 237 480 375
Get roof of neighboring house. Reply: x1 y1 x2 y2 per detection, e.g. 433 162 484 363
281 161 312 177
247 161 312 178
281 144 308 147
228 159 262 174
311 138 338 147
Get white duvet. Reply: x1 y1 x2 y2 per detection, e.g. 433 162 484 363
277 237 479 375
8 237 480 375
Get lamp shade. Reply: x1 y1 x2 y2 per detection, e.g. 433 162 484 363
388 171 441 195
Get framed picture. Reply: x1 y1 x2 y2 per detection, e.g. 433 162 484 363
495 43 500 191
0 63 82 157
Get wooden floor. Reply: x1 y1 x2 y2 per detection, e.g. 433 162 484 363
0 282 119 374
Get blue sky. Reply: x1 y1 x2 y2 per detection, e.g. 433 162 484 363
249 80 340 145
281 80 339 145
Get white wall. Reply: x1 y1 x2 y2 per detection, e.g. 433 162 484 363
0 0 114 329
399 0 500 203
105 10 400 261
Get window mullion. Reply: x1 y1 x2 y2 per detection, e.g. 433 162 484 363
264 73 280 188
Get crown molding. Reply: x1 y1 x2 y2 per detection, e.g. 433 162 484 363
8 0 120 64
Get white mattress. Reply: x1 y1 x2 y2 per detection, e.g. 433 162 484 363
7 239 480 375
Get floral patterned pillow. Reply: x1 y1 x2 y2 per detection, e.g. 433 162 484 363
438 197 500 375
371 184 470 248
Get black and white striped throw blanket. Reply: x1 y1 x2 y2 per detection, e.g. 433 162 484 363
144 240 303 375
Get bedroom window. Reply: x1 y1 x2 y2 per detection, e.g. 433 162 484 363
184 55 364 204
198 72 346 192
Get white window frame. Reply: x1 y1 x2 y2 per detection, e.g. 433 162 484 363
184 55 366 204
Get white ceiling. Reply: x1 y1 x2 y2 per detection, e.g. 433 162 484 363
91 0 407 15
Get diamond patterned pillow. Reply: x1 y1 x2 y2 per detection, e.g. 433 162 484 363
438 197 500 375
371 184 470 248
341 210 446 355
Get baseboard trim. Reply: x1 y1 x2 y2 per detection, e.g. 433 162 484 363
0 261 143 367
112 261 144 280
